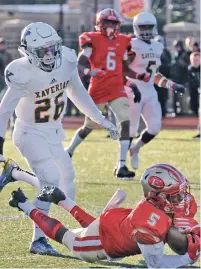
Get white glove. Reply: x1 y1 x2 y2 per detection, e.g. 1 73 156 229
100 118 119 140
0 154 5 162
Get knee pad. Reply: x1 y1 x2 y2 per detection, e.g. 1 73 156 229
141 130 156 144
120 120 130 140
79 127 92 139
32 159 61 188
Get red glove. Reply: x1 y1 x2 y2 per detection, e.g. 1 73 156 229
187 233 200 261
136 73 150 82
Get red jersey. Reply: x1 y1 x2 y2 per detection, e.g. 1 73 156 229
174 194 197 219
99 200 172 258
79 32 131 103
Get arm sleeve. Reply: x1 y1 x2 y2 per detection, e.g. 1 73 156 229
67 68 105 125
0 87 25 138
82 47 92 58
137 242 192 269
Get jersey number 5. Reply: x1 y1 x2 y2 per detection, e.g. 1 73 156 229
147 212 160 226
35 92 65 123
146 61 156 78
106 51 116 71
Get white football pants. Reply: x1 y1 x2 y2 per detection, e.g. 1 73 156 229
13 130 75 200
125 85 162 137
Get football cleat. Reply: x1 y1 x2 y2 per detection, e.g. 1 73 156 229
130 147 139 170
68 151 73 158
30 237 61 256
114 166 135 180
9 187 27 211
38 186 66 204
0 159 17 192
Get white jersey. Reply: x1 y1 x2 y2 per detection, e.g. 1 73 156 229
0 46 105 141
127 38 164 89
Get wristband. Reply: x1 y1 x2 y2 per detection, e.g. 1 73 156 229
158 77 166 87
166 80 174 90
0 136 4 155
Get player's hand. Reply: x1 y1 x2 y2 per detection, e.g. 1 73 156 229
187 233 200 262
90 69 106 78
127 82 141 103
174 217 200 237
171 83 186 95
136 73 150 82
100 118 119 140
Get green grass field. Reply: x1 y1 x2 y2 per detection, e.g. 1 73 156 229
0 129 200 268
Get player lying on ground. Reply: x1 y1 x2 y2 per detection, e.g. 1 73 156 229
125 12 186 170
8 163 200 267
0 22 119 256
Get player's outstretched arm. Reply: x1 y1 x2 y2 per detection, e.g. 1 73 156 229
136 228 200 268
154 72 186 95
67 68 119 140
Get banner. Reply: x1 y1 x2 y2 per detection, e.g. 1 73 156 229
120 0 145 21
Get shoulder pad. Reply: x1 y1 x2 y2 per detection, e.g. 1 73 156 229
79 32 96 48
62 46 77 63
153 40 164 52
4 58 31 89
130 38 140 51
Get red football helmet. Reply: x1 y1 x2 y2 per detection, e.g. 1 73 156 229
140 164 190 214
95 8 122 37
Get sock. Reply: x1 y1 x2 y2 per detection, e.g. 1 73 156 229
12 168 40 190
117 140 130 169
32 198 51 242
132 137 145 152
18 200 36 216
30 209 68 243
70 205 96 228
58 198 96 228
67 129 83 154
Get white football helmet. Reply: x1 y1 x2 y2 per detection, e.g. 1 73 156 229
133 12 158 41
18 22 62 71
140 164 189 213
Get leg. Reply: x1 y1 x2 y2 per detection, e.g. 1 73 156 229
131 92 162 169
67 103 105 156
13 132 62 254
109 96 135 179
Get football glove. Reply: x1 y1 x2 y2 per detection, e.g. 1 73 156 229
90 69 106 78
100 118 119 140
171 82 186 95
136 73 150 82
126 81 141 103
187 233 200 262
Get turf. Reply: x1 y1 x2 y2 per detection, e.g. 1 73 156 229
0 129 200 268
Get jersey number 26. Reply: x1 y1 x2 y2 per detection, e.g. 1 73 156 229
35 92 65 123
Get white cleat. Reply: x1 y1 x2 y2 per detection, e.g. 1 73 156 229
130 147 139 170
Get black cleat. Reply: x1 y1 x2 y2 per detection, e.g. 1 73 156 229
9 188 27 210
193 134 200 139
38 186 66 204
68 151 73 158
114 166 135 180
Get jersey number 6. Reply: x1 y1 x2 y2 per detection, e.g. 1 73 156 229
106 51 116 71
35 92 65 123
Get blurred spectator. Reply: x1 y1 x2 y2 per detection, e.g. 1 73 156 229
0 38 12 68
154 35 172 116
192 42 200 53
188 52 200 116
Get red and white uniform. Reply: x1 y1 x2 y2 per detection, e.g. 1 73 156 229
63 199 195 267
79 32 131 103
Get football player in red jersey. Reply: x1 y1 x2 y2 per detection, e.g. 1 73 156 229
9 163 200 267
66 8 149 179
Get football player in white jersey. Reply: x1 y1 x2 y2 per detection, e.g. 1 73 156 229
125 12 186 169
0 22 119 255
